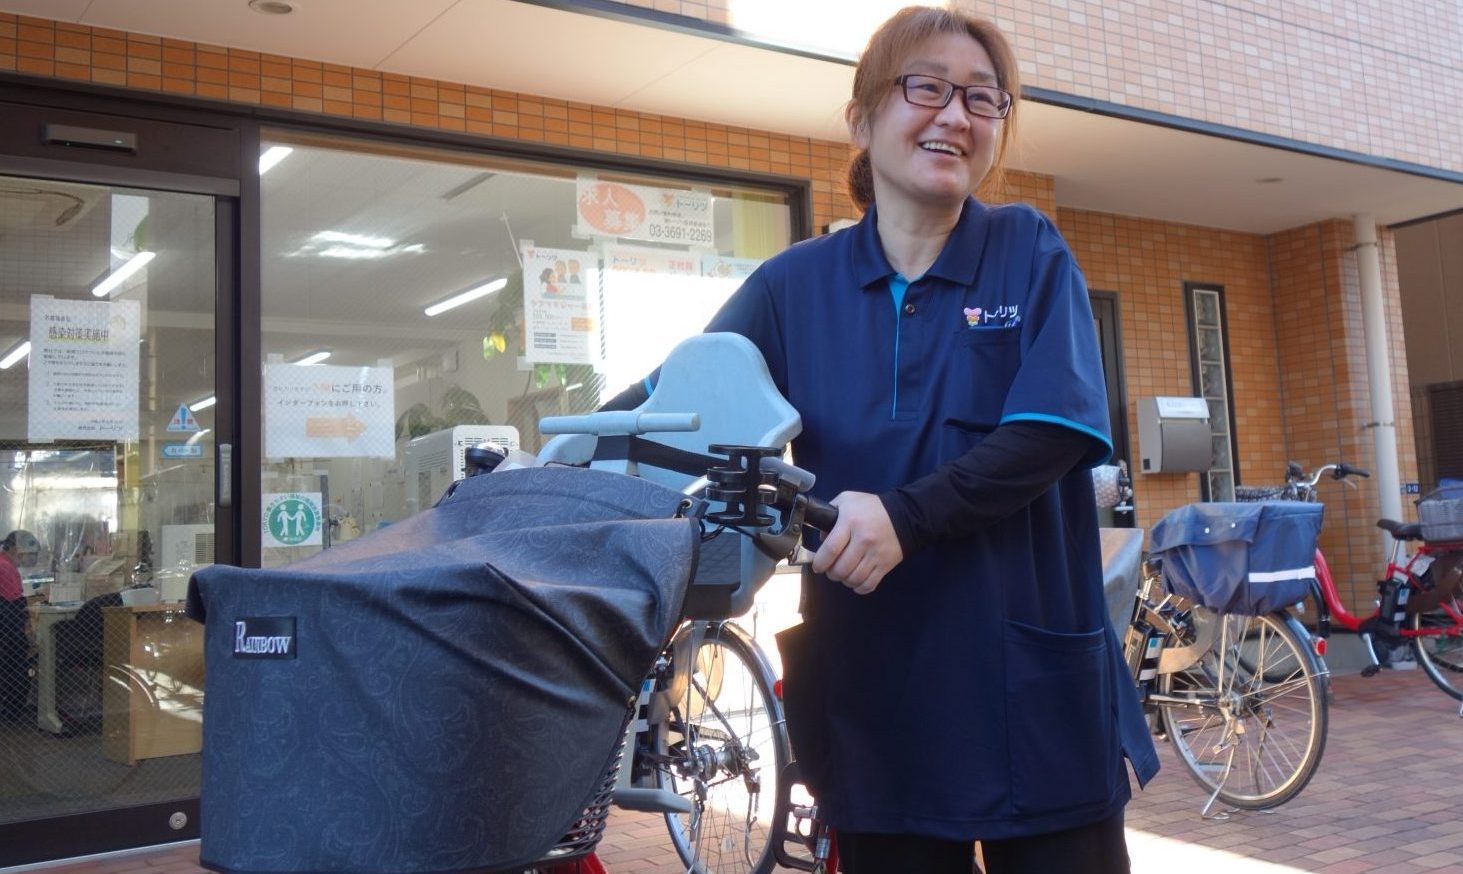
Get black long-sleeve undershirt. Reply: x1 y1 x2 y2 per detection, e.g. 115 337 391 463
878 421 1092 557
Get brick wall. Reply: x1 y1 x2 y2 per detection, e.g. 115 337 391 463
1269 220 1418 614
606 0 1462 175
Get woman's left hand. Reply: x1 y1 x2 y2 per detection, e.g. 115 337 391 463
811 491 905 595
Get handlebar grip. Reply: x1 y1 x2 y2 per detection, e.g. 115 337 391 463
1336 463 1371 479
539 411 700 436
800 495 839 534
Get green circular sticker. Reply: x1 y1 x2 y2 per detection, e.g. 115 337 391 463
266 493 318 546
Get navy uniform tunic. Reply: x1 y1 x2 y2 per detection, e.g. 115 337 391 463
702 198 1158 840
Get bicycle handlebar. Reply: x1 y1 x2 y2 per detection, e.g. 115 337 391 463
539 411 700 436
1293 462 1370 490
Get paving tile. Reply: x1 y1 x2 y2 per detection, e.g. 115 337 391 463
24 669 1463 873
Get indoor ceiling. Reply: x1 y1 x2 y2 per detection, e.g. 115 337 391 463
0 0 1457 234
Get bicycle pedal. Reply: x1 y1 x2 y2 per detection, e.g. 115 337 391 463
1360 665 1381 678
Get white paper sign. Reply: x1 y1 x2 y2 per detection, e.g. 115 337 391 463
598 244 739 403
576 179 713 246
262 491 323 548
28 295 141 442
521 243 600 365
264 363 395 459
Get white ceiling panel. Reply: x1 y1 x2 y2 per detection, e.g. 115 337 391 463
1 0 90 19
624 42 852 143
77 0 458 69
380 0 720 110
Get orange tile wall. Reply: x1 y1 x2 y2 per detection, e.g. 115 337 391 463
0 11 1417 615
610 0 1462 174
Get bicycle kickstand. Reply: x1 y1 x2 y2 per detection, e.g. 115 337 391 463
1199 742 1239 821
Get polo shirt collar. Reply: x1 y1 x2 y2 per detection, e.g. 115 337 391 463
850 197 991 291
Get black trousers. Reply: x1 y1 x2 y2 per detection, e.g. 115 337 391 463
0 598 28 716
836 810 1129 874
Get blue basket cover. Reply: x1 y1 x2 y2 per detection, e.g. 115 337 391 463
1149 501 1324 615
187 467 699 874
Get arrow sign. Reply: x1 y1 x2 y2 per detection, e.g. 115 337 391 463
305 415 367 440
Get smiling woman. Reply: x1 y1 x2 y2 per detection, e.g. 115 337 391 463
255 133 795 556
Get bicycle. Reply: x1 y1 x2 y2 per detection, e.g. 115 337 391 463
1122 488 1330 818
1236 462 1463 714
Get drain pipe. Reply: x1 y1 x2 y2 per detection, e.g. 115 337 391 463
1354 213 1404 539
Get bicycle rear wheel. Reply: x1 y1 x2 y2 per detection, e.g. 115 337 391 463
1411 596 1463 701
1159 610 1328 810
650 621 786 874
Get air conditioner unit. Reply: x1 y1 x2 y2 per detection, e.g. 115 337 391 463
160 523 216 572
0 179 105 231
403 425 520 513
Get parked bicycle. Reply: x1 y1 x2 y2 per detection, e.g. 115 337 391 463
1236 462 1463 713
1122 490 1330 818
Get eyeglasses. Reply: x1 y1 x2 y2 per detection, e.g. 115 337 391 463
894 74 1012 119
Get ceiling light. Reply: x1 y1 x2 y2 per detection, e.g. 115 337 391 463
91 250 155 297
317 246 390 260
189 395 217 412
313 230 394 249
259 145 293 175
424 277 508 317
291 349 331 366
0 341 30 370
248 0 295 14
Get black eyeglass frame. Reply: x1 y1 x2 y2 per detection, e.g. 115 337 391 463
893 74 1013 119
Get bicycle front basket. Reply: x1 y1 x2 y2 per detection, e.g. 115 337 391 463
1149 501 1323 616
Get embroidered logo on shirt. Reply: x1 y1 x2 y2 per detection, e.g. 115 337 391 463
964 305 1021 327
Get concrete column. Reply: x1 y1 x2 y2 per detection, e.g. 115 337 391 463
1354 213 1404 540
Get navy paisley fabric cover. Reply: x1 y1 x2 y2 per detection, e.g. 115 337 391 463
187 467 698 874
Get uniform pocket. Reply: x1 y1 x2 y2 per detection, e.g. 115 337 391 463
948 327 1021 430
1003 620 1117 815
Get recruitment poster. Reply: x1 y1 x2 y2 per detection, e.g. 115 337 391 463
27 295 141 442
575 179 714 247
264 363 395 459
520 242 600 365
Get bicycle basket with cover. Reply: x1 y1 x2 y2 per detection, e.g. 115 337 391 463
186 467 701 874
1149 502 1323 616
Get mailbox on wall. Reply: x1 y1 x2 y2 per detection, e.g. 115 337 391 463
1137 396 1211 473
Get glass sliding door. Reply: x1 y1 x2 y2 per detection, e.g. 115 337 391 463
257 134 793 559
0 175 216 835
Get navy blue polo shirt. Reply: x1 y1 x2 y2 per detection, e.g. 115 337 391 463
702 198 1158 841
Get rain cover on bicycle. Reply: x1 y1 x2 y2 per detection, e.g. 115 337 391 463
1149 501 1323 616
186 466 699 874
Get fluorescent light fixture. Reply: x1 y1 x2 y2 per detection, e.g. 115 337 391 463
0 341 30 370
189 395 216 412
317 246 390 260
91 250 155 297
292 350 331 366
424 277 508 317
258 145 293 175
312 230 394 249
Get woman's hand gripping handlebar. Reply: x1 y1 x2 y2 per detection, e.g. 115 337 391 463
703 445 901 596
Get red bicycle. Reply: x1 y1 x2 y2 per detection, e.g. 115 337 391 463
1237 462 1463 712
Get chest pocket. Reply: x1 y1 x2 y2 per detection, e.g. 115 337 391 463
946 325 1022 431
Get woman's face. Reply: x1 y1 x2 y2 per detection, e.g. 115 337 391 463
854 31 1002 215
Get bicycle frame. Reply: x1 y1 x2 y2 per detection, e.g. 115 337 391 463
1312 543 1463 639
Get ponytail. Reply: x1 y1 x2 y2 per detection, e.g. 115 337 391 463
847 149 874 214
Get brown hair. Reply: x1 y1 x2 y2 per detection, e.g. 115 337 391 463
845 5 1021 213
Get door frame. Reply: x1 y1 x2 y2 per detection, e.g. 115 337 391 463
0 86 242 867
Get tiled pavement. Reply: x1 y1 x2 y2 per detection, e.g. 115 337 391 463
15 667 1463 874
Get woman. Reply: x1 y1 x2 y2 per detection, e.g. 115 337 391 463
610 6 1157 871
